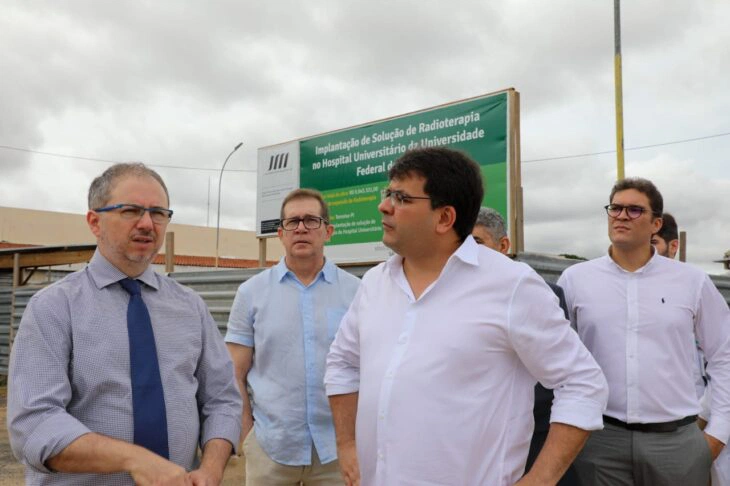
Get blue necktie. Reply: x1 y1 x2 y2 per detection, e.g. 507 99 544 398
119 278 170 459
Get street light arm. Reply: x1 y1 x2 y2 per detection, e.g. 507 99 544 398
215 142 243 267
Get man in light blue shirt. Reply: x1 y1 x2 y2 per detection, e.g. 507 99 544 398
225 188 360 485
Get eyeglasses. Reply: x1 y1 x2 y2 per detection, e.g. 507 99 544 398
604 204 651 220
94 203 174 223
280 215 328 231
380 188 432 208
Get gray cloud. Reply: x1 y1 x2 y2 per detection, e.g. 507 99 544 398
1 0 728 272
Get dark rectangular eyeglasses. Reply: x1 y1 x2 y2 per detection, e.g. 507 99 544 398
280 216 327 230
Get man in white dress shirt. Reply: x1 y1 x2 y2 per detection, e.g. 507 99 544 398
325 147 608 486
558 177 730 485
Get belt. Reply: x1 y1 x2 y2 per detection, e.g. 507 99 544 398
603 415 697 433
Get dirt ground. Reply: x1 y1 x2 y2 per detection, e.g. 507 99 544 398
0 387 24 485
0 386 246 485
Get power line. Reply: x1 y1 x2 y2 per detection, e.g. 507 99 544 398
3 129 730 169
0 144 256 173
523 131 730 163
0 144 122 164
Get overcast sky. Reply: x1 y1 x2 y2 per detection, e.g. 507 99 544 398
1 1 728 273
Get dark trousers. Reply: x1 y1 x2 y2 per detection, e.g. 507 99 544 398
573 421 711 486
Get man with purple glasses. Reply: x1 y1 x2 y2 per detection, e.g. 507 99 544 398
559 177 730 485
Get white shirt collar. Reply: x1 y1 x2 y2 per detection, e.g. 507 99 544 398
605 245 659 274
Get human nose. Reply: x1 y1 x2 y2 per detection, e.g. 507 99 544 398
135 209 155 228
378 196 393 214
293 219 309 231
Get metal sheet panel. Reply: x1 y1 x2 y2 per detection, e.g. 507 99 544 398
4 256 728 377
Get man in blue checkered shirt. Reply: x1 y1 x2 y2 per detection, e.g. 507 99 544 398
7 163 242 485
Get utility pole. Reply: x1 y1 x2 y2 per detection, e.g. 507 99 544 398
614 0 626 180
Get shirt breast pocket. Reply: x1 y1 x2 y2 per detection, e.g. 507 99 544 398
327 308 347 341
152 315 202 378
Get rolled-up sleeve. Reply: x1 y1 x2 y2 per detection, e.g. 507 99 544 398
324 285 364 396
7 292 92 473
224 283 255 347
695 275 730 444
509 271 608 431
195 298 243 452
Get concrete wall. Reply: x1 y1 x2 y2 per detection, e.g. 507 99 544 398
0 206 284 261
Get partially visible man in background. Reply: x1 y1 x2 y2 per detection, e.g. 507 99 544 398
651 211 679 259
472 206 577 486
471 206 510 254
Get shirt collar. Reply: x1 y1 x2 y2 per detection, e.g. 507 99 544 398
274 258 289 282
383 253 404 277
383 235 480 277
605 245 659 274
87 249 160 290
320 258 337 283
452 236 481 267
275 257 337 285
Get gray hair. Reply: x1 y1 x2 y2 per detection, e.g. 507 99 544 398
88 163 169 209
475 207 507 240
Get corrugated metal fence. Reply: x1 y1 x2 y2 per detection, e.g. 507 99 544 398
1 255 729 376
0 272 72 376
169 253 730 334
169 265 373 334
0 274 13 376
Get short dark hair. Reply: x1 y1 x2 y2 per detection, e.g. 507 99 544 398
656 212 678 241
389 147 483 241
609 177 663 217
88 163 169 209
280 188 330 222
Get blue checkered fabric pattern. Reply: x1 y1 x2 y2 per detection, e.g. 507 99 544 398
7 251 242 485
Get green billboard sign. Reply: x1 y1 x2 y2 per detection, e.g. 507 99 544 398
257 90 518 263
